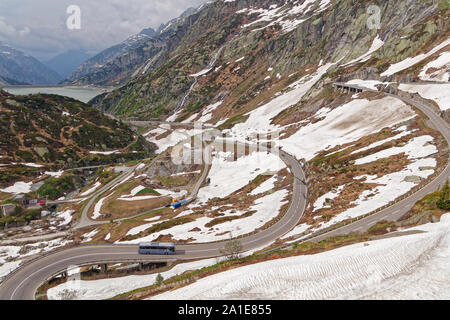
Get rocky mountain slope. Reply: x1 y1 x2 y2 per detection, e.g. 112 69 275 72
0 43 62 85
0 89 153 186
64 7 199 86
91 0 449 120
90 0 449 244
63 32 155 86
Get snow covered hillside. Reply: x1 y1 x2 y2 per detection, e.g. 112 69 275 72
152 213 450 300
47 258 217 300
399 84 450 111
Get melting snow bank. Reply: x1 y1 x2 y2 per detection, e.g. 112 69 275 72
89 150 119 155
229 62 335 133
302 136 437 235
117 187 186 201
82 229 99 242
321 158 435 228
79 182 101 196
51 210 75 227
343 35 384 66
147 128 205 154
44 170 64 178
151 213 450 300
279 97 416 161
313 185 346 212
350 125 414 155
0 238 73 278
0 181 33 194
381 38 450 77
250 175 278 196
344 79 391 91
419 51 450 82
92 197 107 220
399 83 450 111
190 68 212 77
47 258 218 300
196 151 286 203
238 0 333 34
119 189 289 244
354 135 437 165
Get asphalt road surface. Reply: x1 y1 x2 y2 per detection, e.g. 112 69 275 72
0 145 307 300
1 86 448 300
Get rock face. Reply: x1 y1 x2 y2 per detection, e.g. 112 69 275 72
443 109 450 125
404 176 422 184
64 7 201 86
88 0 447 121
0 43 62 85
64 33 155 86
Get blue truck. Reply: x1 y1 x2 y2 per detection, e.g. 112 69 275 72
172 200 188 209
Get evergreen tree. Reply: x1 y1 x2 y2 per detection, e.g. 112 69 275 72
155 273 164 285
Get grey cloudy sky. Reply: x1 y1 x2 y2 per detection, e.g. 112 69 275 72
0 0 208 61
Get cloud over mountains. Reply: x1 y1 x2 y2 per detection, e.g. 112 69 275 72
0 0 207 60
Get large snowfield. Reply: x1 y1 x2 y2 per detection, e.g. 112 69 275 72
152 213 450 300
279 97 416 160
47 258 218 300
196 151 286 203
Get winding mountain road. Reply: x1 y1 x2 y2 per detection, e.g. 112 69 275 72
305 84 450 241
0 141 307 300
1 83 448 300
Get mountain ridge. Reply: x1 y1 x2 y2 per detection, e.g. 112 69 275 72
90 0 449 122
0 43 62 85
63 6 204 86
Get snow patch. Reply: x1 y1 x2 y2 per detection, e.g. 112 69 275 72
80 182 101 196
0 181 33 194
399 83 450 111
152 213 450 300
279 97 416 161
381 38 450 76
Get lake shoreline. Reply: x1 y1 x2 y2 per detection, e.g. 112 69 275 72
1 86 112 103
0 84 115 90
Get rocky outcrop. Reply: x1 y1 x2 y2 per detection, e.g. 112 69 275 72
65 7 203 87
92 0 446 121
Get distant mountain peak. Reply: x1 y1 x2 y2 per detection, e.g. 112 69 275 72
65 5 204 86
0 44 62 85
140 27 156 37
